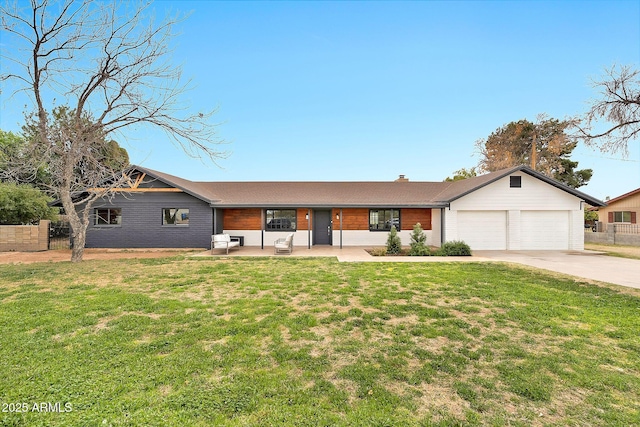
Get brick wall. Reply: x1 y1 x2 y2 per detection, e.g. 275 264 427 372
0 220 50 252
85 193 213 248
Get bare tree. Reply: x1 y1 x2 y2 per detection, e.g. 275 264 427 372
1 0 225 262
576 65 640 156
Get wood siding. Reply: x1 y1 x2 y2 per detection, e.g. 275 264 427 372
332 208 369 230
328 208 431 231
223 208 309 230
297 208 310 230
222 207 432 232
401 209 432 230
224 209 262 230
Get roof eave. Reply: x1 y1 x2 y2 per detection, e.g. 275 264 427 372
602 187 640 206
132 165 215 204
209 203 449 209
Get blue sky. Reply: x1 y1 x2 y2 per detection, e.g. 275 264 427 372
2 0 639 200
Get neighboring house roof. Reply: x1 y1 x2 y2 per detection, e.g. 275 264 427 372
602 187 640 206
133 164 606 208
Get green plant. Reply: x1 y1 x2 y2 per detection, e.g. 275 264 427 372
437 240 472 256
368 247 388 256
0 182 58 224
409 222 430 256
385 225 402 254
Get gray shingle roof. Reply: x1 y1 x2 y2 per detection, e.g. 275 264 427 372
133 164 606 208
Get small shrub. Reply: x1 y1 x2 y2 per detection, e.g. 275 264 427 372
437 240 472 256
368 247 387 257
409 222 430 256
385 226 402 254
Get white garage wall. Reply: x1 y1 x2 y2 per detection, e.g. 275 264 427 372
431 208 442 247
446 173 585 250
570 209 584 250
508 210 521 250
451 174 579 210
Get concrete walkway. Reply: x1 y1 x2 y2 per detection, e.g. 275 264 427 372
196 246 491 263
199 246 640 290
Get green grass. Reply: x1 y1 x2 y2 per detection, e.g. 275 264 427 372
0 257 639 426
585 242 640 260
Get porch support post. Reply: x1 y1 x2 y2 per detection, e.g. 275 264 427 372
340 208 343 249
307 209 311 249
261 209 264 250
441 207 446 245
213 208 217 236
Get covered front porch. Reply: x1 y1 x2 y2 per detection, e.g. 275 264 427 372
212 207 442 248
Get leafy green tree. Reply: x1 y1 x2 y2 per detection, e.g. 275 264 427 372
584 209 598 222
409 223 429 256
445 167 478 182
475 116 592 188
386 226 402 254
0 130 23 170
0 182 58 224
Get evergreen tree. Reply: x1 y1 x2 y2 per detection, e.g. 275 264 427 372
386 226 402 254
409 223 429 256
476 116 592 188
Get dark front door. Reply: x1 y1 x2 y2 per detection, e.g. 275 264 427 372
313 210 332 245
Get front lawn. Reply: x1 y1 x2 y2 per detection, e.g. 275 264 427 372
0 257 638 426
585 242 640 260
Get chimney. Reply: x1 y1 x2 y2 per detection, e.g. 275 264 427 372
395 174 409 182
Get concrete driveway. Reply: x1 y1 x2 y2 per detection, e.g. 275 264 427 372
476 250 640 290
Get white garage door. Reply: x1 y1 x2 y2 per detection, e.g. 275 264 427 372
521 210 569 250
457 211 507 250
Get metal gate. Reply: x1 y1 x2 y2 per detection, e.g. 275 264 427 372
49 221 72 249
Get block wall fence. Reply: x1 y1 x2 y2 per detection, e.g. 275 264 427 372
0 220 50 252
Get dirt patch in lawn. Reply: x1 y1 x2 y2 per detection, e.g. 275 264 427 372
0 248 202 264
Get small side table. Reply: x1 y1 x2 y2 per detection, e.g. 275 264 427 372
230 236 244 246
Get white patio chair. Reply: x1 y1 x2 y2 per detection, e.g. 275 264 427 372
274 233 294 254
